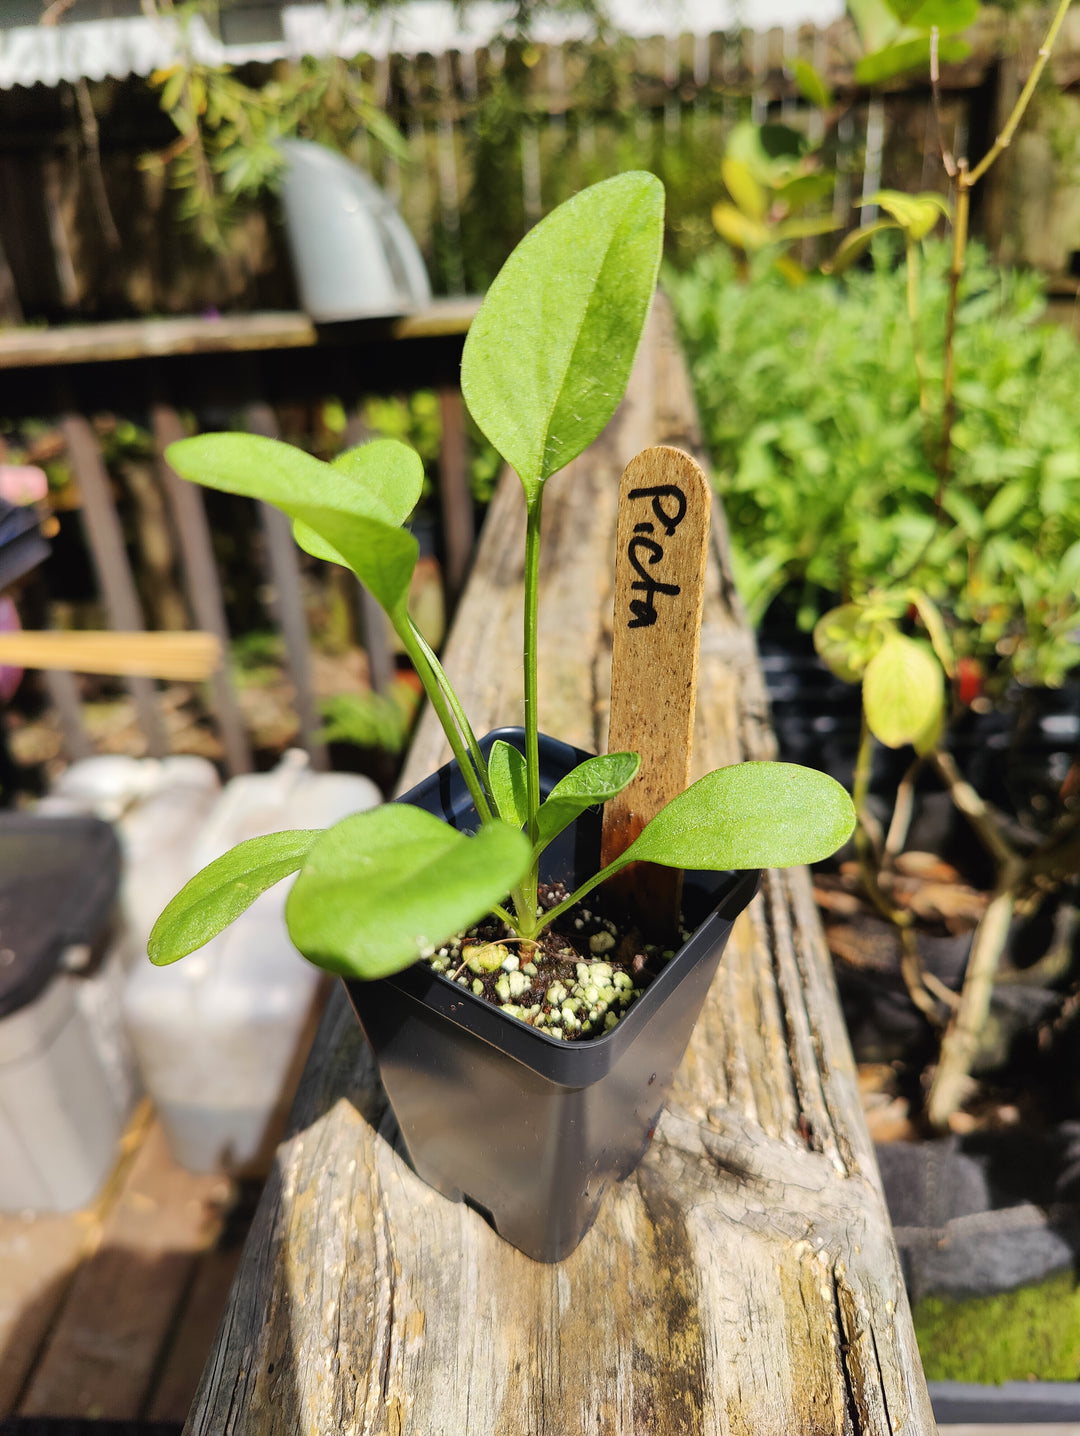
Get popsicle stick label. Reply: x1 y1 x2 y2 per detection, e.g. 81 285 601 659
602 446 711 937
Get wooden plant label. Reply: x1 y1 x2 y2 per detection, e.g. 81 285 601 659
601 445 711 938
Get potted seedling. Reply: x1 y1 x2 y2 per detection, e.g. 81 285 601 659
148 173 855 1261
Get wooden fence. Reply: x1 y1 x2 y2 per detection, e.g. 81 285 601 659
1 9 1080 324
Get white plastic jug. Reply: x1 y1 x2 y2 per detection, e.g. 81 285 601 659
122 752 381 1172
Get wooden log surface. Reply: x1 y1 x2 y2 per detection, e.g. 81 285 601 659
185 297 935 1436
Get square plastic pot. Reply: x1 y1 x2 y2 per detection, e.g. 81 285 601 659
344 729 759 1263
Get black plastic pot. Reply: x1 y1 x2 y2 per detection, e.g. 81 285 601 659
344 728 759 1263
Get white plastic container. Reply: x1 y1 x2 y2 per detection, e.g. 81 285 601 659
37 755 222 1117
0 813 124 1212
122 752 381 1173
0 972 124 1211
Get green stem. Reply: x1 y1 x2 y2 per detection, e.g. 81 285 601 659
518 489 545 930
409 622 492 806
396 617 493 823
530 857 629 938
523 491 543 845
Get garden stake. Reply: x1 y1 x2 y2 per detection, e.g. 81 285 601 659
601 445 711 939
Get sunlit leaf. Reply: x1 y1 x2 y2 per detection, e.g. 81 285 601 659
285 806 531 980
609 762 855 871
863 634 945 749
813 604 888 683
722 157 767 220
148 829 321 964
854 35 970 85
792 58 833 110
535 751 640 849
823 220 899 275
860 189 950 241
489 740 528 828
712 202 769 251
461 172 664 501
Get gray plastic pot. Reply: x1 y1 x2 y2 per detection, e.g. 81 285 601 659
345 729 759 1263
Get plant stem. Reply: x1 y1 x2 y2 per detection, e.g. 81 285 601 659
409 622 492 806
516 489 545 932
937 177 969 494
964 0 1072 188
397 619 493 823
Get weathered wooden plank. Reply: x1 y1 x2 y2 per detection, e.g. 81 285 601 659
0 300 479 370
151 402 254 776
20 1121 230 1422
0 1211 86 1416
436 385 474 607
185 296 934 1436
60 411 167 758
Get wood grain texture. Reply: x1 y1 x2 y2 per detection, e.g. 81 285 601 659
185 295 935 1436
602 445 711 935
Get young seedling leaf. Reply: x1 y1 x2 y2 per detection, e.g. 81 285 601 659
166 433 420 524
460 171 664 499
722 157 767 220
147 829 321 964
330 438 425 525
536 751 640 850
824 220 899 275
290 506 418 618
609 762 855 871
859 190 950 241
907 589 956 678
792 57 833 110
863 633 945 749
489 739 529 828
854 35 969 86
285 806 532 980
813 603 888 683
712 202 769 251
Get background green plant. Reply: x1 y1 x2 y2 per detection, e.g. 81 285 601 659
667 238 1080 689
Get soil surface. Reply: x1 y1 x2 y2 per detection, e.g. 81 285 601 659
422 882 686 1041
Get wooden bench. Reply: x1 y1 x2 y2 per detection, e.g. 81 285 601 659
185 297 936 1435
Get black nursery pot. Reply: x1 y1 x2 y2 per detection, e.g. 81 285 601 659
344 728 759 1263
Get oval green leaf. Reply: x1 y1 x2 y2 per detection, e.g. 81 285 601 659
813 604 888 684
722 157 767 220
166 433 422 525
285 806 531 980
614 762 855 871
460 172 665 499
860 189 950 241
792 58 832 110
290 505 419 618
535 751 640 850
489 739 528 828
148 829 321 964
863 633 945 749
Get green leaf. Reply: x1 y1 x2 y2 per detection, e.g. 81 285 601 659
824 220 899 275
166 433 420 525
535 751 640 850
165 433 422 617
813 603 887 683
854 35 970 85
774 214 843 243
726 121 806 186
610 762 854 871
860 189 950 241
774 172 835 212
330 438 425 526
148 829 321 964
863 634 945 749
792 58 832 110
460 172 665 500
984 478 1028 532
722 157 767 220
489 740 528 828
712 202 769 251
290 507 418 618
284 806 531 980
907 589 956 678
904 0 980 32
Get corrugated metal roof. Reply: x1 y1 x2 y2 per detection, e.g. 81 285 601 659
0 0 843 90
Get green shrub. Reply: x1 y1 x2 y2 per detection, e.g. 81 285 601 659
668 240 1080 687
